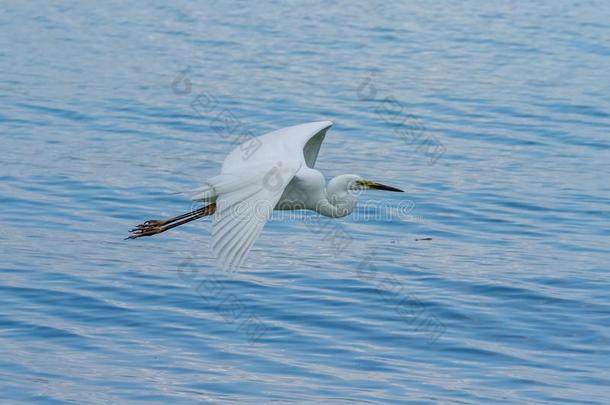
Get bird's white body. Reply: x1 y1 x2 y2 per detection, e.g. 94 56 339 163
130 121 402 270
221 121 348 214
190 121 361 269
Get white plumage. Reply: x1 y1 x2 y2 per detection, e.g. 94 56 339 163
129 121 403 270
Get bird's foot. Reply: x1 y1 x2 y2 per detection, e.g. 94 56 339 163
126 220 164 239
126 203 216 241
135 219 166 229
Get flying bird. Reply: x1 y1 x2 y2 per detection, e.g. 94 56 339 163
128 121 403 269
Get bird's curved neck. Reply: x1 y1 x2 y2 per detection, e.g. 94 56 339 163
315 181 357 218
316 199 350 218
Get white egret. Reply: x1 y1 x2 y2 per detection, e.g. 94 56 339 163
128 121 403 269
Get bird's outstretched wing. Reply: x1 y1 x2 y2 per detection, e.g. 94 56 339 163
207 160 300 270
192 121 332 270
302 122 330 168
220 121 332 172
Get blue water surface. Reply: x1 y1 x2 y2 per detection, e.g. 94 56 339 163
1 1 610 403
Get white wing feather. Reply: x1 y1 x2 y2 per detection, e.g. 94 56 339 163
190 121 332 270
208 161 299 270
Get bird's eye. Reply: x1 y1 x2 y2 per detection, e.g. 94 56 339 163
347 180 366 197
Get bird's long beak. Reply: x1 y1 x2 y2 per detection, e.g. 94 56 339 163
356 180 404 192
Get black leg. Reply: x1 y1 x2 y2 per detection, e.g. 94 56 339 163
126 203 216 239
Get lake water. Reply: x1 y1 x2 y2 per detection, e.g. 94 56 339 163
1 1 610 403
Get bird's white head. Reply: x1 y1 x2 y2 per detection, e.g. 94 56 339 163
319 174 403 218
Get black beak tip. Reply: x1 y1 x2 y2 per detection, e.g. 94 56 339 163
370 183 404 192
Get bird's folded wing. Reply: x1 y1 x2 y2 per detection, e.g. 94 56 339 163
208 160 300 270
